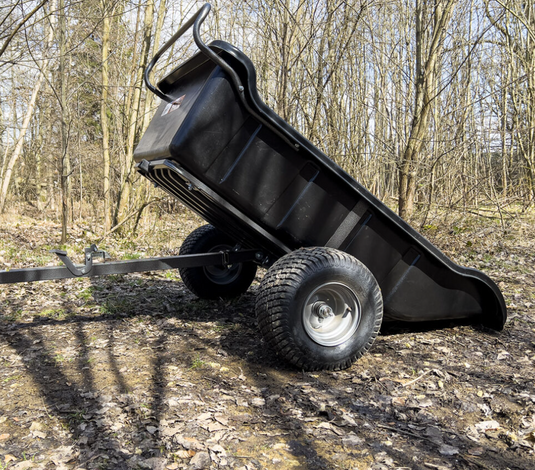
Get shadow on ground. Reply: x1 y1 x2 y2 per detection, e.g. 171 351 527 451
0 273 534 469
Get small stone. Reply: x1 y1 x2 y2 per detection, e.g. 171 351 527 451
460 401 477 413
418 398 434 408
272 443 288 450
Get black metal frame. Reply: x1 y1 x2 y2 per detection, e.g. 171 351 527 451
0 247 262 284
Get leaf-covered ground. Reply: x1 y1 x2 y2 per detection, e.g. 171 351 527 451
0 210 534 470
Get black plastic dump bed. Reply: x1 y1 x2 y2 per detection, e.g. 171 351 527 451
134 35 506 329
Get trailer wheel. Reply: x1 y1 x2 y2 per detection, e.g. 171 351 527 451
179 225 257 299
256 247 383 371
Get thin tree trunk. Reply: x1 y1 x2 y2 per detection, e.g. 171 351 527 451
114 0 155 228
101 0 113 233
0 0 57 213
59 0 70 243
398 0 457 219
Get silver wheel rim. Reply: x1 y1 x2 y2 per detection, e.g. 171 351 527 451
303 282 361 346
203 244 242 285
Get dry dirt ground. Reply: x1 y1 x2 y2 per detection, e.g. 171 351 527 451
0 210 534 470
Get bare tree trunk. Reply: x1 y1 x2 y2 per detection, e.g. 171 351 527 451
101 0 113 233
59 0 71 243
114 0 155 228
398 0 457 219
0 0 57 213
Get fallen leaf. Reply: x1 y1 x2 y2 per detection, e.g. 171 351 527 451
4 455 17 464
175 450 195 459
11 462 34 470
342 433 364 446
468 447 485 456
160 426 181 438
146 425 158 434
251 397 265 407
340 412 358 427
439 444 459 456
50 446 75 465
29 422 44 432
208 444 227 456
424 426 444 445
316 422 333 430
190 451 211 470
213 414 229 426
497 351 510 360
207 422 227 433
424 464 451 470
475 420 500 432
392 397 407 407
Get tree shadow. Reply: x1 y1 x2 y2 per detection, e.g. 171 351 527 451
0 274 533 470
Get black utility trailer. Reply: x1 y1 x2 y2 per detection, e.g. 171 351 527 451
1 4 506 371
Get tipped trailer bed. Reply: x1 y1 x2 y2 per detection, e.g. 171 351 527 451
1 3 506 371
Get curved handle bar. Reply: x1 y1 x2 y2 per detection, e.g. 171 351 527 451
145 3 300 149
145 3 243 103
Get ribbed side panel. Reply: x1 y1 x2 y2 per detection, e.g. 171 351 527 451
144 166 284 259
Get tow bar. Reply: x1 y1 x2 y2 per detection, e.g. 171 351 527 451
0 245 262 284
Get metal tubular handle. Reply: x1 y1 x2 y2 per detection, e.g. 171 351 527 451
144 3 243 103
145 2 300 149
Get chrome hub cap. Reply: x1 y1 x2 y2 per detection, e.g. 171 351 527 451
303 282 361 346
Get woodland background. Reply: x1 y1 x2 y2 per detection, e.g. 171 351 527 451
1 0 535 239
